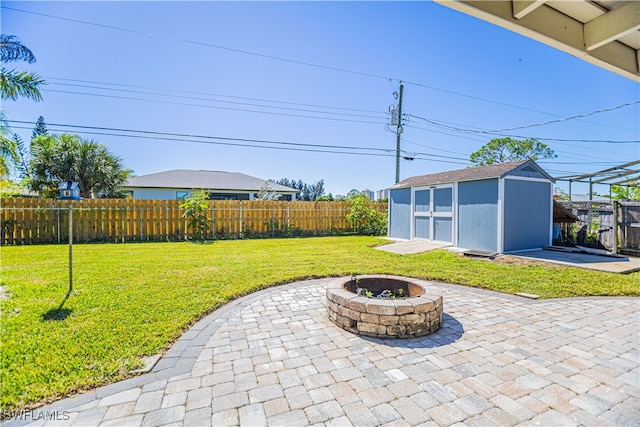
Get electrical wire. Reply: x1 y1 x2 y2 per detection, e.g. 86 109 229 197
46 89 388 125
405 114 640 144
10 119 471 166
2 6 397 82
49 83 386 119
47 77 388 116
5 5 636 135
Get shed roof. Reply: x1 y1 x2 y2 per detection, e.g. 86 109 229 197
553 201 579 223
389 160 552 189
124 170 298 193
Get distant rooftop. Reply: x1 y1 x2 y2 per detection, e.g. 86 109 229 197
124 170 298 193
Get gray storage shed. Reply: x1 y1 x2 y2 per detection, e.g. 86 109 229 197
388 160 555 253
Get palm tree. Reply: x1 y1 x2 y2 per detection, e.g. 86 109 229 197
0 110 19 177
1 35 45 176
0 34 45 101
29 134 131 198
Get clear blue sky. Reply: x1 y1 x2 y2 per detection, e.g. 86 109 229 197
2 1 638 197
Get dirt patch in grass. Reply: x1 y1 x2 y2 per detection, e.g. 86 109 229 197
491 255 564 269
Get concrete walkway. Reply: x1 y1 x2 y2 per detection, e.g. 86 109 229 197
514 250 640 274
375 240 451 255
6 278 639 427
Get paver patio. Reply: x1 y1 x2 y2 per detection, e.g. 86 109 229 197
5 278 639 426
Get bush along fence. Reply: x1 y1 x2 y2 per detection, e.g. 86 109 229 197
0 198 389 245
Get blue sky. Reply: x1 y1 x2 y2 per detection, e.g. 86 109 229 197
2 1 638 197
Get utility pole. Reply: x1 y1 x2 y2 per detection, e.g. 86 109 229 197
395 82 404 183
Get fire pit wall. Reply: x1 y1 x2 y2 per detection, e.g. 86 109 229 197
326 275 443 339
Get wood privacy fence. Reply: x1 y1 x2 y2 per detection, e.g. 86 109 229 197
560 201 640 255
0 198 389 245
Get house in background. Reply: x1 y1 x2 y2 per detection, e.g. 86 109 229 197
122 170 299 201
387 160 555 254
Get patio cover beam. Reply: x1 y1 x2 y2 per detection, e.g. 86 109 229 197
563 160 640 182
512 0 546 20
591 168 640 184
434 0 640 82
609 174 640 187
584 2 640 51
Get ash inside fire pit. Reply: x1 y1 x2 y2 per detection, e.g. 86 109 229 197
343 277 425 298
326 275 443 339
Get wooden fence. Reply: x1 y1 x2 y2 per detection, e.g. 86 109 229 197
618 201 640 256
559 201 640 255
0 198 388 245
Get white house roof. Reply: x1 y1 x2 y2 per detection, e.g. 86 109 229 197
124 170 298 193
435 0 639 82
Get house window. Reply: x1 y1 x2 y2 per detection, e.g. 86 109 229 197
176 191 189 200
208 193 238 200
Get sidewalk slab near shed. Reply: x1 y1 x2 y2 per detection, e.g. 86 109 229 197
513 249 640 274
376 239 451 254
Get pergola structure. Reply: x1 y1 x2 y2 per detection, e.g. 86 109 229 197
555 159 640 199
434 0 640 82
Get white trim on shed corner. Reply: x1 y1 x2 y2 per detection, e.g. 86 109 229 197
549 181 554 247
497 177 505 254
453 182 459 248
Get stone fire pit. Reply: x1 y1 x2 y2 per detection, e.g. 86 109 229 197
326 275 443 338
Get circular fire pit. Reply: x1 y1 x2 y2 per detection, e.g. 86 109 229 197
326 275 443 338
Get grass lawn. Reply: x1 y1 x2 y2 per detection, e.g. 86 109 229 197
1 236 638 411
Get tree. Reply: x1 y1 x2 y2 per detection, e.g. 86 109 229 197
180 190 210 241
274 178 325 201
469 137 556 166
346 194 387 235
32 116 48 140
612 181 640 200
29 133 131 198
316 193 334 201
0 34 45 102
0 110 18 177
256 181 282 201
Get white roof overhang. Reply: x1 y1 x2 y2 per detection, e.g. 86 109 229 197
434 0 640 82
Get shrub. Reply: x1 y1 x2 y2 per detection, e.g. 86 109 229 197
180 190 210 241
346 194 388 235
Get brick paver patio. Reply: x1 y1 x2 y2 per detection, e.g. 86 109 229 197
6 278 639 426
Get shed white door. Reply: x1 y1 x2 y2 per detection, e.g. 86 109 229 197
412 186 453 243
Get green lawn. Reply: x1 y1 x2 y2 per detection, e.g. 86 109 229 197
1 236 638 410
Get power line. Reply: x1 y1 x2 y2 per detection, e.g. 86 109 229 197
10 120 389 152
10 120 470 166
405 114 640 144
46 89 387 125
465 100 639 133
2 6 396 82
47 78 388 116
5 4 636 135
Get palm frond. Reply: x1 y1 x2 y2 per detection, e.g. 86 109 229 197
0 67 45 101
0 34 36 63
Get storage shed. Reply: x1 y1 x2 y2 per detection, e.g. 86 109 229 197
388 160 555 253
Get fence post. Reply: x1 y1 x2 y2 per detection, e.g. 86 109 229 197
211 204 215 240
613 200 618 254
57 204 61 243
